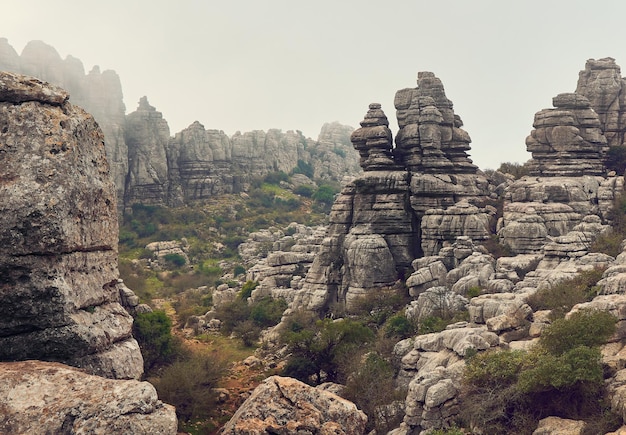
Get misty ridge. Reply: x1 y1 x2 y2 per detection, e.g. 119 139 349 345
0 38 362 213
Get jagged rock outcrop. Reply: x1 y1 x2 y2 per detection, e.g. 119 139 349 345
499 80 624 255
221 375 367 434
576 57 626 149
0 360 177 434
0 71 143 379
292 72 490 314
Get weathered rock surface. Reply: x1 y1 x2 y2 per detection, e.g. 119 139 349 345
0 360 177 434
292 73 490 314
576 57 626 149
525 92 607 177
220 375 367 435
0 71 142 379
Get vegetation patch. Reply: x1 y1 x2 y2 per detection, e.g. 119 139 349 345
459 309 618 434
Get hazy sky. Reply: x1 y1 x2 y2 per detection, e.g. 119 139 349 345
3 0 626 169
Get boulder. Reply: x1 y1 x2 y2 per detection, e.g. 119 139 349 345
220 376 367 435
0 360 176 434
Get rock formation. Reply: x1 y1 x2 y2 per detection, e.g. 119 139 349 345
576 57 626 149
499 88 621 254
525 93 607 176
125 96 172 207
221 376 367 434
291 72 491 314
0 71 143 379
0 360 177 434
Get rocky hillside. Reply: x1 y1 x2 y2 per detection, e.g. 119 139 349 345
211 59 626 434
0 38 360 212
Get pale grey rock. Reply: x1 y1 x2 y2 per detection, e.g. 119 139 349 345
406 287 468 324
576 57 626 149
420 201 491 256
221 376 367 435
525 92 607 177
0 360 177 434
0 72 142 379
533 416 586 435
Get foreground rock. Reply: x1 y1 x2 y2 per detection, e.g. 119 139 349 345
221 376 367 434
0 360 177 434
0 71 143 379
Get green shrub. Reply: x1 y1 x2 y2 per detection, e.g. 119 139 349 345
250 296 288 328
163 253 186 267
605 145 626 175
239 280 259 300
343 353 405 433
281 318 375 384
133 310 184 372
233 264 246 277
313 184 338 206
293 159 314 179
294 184 315 197
264 171 289 185
233 319 262 347
538 309 616 356
460 309 618 434
497 161 530 179
384 314 414 339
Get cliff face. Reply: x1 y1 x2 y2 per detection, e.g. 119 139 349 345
0 39 360 212
0 71 143 379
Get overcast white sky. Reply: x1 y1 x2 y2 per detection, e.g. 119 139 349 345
3 0 626 169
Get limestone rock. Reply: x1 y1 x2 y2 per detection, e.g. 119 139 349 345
0 71 142 379
420 201 491 256
0 360 177 434
124 96 171 207
525 92 607 177
221 375 367 435
350 103 396 170
576 57 626 149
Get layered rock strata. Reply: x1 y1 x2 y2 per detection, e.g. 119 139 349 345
293 73 490 314
525 93 608 176
0 71 143 379
576 57 626 149
499 90 623 254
